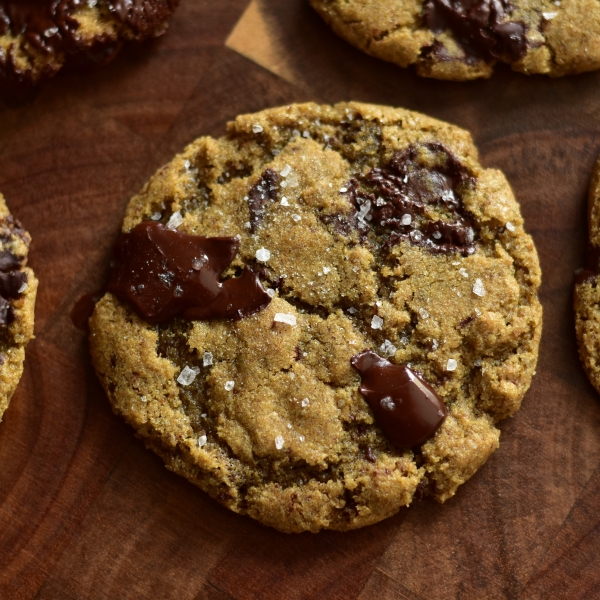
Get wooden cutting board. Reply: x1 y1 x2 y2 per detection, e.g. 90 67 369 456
1 1 599 598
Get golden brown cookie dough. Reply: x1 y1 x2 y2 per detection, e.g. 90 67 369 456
89 102 542 532
0 0 179 91
0 194 37 423
309 0 600 80
574 157 600 394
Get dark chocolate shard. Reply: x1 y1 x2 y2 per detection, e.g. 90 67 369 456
0 270 27 298
247 169 279 233
423 0 528 63
107 221 271 325
0 250 22 272
351 349 447 449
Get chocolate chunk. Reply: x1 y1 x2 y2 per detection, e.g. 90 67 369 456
367 143 476 255
0 270 27 298
351 349 447 449
247 169 279 232
71 291 104 331
107 221 271 325
423 0 528 63
0 250 21 272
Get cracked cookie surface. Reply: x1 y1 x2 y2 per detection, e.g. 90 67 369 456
309 0 600 80
0 0 179 91
89 102 542 532
0 194 37 423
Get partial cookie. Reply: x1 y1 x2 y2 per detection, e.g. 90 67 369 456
0 0 180 91
309 0 600 80
89 102 542 532
574 157 600 394
0 194 37 423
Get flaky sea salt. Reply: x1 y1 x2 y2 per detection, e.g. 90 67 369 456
275 435 284 450
347 307 357 314
371 315 384 329
18 282 28 293
446 359 458 372
166 211 183 230
281 197 289 206
224 380 235 391
298 436 305 443
301 398 310 407
432 339 439 351
192 255 207 270
274 313 297 326
474 358 482 367
323 267 331 274
151 212 161 221
475 308 482 317
380 397 395 411
459 268 468 278
177 365 200 386
266 288 276 298
418 308 429 319
473 279 486 297
255 247 271 262
380 339 397 356
506 221 515 232
339 187 348 193
197 435 207 448
280 164 292 177
401 213 412 226
542 11 558 18
252 123 264 133
203 351 213 367
291 214 301 222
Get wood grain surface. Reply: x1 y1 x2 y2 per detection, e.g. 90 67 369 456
1 1 599 598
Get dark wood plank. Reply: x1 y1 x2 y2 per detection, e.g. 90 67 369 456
1 0 600 598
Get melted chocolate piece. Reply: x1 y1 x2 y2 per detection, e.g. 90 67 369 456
107 221 271 325
367 143 476 255
423 0 528 63
247 169 279 233
351 349 447 449
0 0 179 89
0 249 25 325
71 291 104 330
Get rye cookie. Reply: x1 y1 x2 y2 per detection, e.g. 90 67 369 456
309 0 600 80
0 0 180 91
88 102 542 532
574 157 600 394
0 194 37 423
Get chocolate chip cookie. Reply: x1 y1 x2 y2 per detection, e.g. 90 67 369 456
0 0 179 91
0 194 37 423
88 102 542 532
574 157 600 394
309 0 600 80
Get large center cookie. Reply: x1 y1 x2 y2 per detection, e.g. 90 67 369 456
89 102 542 533
309 0 600 80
